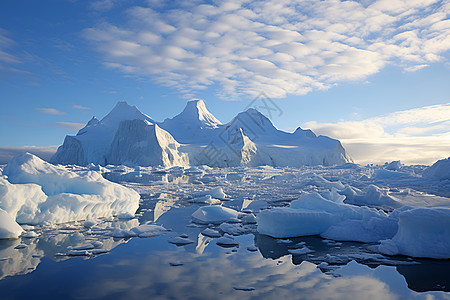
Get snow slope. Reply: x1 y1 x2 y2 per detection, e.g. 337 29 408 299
160 99 222 143
423 157 450 180
1 153 139 226
106 119 189 167
52 102 154 165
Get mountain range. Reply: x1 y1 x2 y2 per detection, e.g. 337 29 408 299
51 100 352 167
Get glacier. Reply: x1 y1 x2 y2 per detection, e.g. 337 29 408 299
51 99 352 168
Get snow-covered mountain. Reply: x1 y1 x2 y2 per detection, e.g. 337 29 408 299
159 99 222 143
51 101 153 165
106 119 188 167
51 100 352 167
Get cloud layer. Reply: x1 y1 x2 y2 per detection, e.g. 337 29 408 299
303 103 450 165
84 0 450 99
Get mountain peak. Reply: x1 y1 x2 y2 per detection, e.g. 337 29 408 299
101 101 153 126
178 99 221 128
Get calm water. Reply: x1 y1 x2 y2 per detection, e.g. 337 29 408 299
0 176 449 300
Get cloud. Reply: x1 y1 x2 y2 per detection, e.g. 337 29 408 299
303 103 450 165
72 104 91 110
53 122 85 131
34 108 66 115
0 28 23 74
84 0 450 99
0 146 58 164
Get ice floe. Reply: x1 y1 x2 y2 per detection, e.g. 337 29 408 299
0 153 140 227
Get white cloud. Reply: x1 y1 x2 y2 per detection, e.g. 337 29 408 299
73 104 91 110
0 28 21 70
303 103 450 165
34 108 66 115
0 146 58 164
83 0 450 99
53 122 85 131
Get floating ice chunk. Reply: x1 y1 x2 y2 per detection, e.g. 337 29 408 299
233 286 255 291
67 250 91 256
385 160 402 171
188 195 221 205
423 157 450 180
288 246 314 255
168 236 195 245
240 213 257 224
1 153 140 225
344 185 402 210
310 175 345 190
216 234 239 247
109 228 136 238
378 207 450 259
191 206 240 224
201 228 222 238
21 231 38 238
219 223 251 236
0 209 23 239
70 244 95 251
373 169 411 179
243 200 269 212
130 224 167 238
258 191 397 242
320 188 345 203
257 207 336 238
246 245 258 252
192 187 227 200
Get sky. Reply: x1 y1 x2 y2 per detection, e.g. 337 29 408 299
0 0 449 165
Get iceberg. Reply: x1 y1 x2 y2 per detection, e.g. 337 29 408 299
0 153 139 225
257 192 398 243
106 119 188 167
0 209 23 239
191 206 241 224
423 157 450 180
52 100 352 168
378 207 450 259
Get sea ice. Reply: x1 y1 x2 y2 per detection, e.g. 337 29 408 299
0 153 140 225
191 206 241 224
378 207 450 259
0 208 23 239
192 187 227 200
257 191 398 242
423 157 450 180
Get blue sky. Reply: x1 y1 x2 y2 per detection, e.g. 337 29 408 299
0 0 449 164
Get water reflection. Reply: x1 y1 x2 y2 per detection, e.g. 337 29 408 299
0 177 449 299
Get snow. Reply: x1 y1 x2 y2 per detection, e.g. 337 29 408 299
385 160 402 171
192 187 227 200
257 191 398 242
0 209 23 239
188 195 221 205
0 153 139 225
378 207 450 259
191 206 241 224
201 228 222 238
215 234 239 247
106 120 189 167
52 100 352 168
423 157 450 180
343 184 402 211
288 246 314 255
130 224 167 238
52 101 154 165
